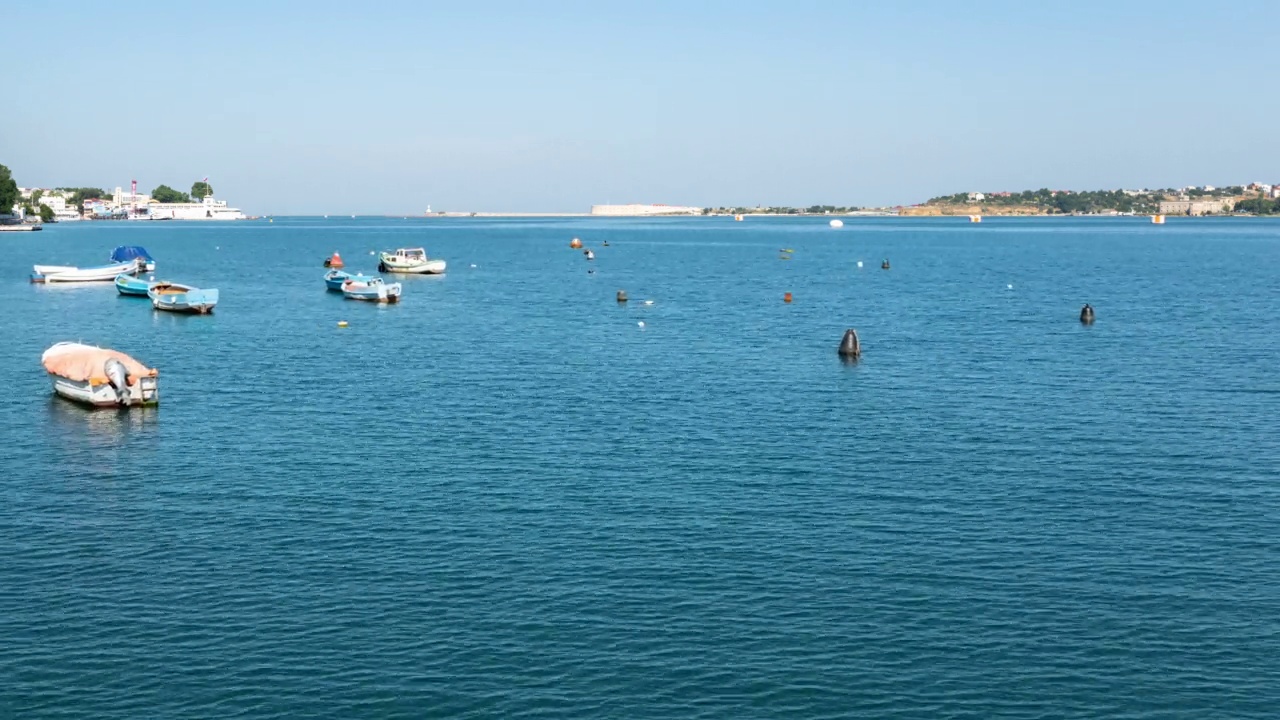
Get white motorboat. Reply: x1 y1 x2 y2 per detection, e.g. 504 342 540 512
378 247 446 274
342 275 402 303
41 342 159 407
32 259 146 283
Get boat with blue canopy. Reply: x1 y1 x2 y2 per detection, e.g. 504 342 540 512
110 246 156 271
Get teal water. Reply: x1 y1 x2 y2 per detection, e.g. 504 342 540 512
2 216 1278 718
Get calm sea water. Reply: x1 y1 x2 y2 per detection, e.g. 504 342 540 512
1 216 1278 718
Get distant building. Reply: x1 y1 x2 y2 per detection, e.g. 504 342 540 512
590 203 702 216
1159 198 1237 216
1203 185 1215 192
967 192 985 202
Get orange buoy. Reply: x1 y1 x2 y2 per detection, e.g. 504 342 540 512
784 292 793 303
325 252 344 268
570 237 583 249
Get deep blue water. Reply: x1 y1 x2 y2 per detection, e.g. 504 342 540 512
2 216 1278 718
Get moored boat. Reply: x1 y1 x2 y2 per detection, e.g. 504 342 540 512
110 246 156 272
41 342 159 407
324 269 352 291
32 258 146 283
149 281 219 314
378 247 446 274
116 273 157 296
342 275 401 303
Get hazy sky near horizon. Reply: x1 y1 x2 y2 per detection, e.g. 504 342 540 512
4 1 1278 214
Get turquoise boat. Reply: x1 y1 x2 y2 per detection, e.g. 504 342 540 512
324 269 351 291
148 281 219 314
115 273 156 296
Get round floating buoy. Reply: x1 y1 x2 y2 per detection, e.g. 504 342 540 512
585 250 594 260
838 329 861 359
1007 284 1013 290
784 292 793 303
616 290 628 303
857 260 864 268
638 321 645 328
881 259 891 270
570 237 583 249
1080 303 1095 324
829 219 844 228
338 321 349 328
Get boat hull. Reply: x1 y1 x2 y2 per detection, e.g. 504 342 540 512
149 285 219 313
49 374 159 407
116 274 155 296
34 260 143 283
379 258 447 274
342 280 402 303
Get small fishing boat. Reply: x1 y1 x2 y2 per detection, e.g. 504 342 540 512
342 275 401 303
378 247 446 274
324 269 351 291
32 258 145 283
110 246 156 272
41 342 159 407
116 273 157 296
149 282 219 314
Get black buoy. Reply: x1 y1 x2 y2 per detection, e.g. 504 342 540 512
1080 303 1095 324
881 259 890 270
838 329 862 359
616 290 628 303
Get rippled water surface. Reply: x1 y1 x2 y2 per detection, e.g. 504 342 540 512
2 216 1278 718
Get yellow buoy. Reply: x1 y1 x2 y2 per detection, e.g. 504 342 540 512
337 321 349 328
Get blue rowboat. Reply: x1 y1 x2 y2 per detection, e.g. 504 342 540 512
324 269 351 291
116 273 156 296
148 281 219 314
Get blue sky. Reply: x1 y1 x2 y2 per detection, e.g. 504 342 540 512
4 1 1277 214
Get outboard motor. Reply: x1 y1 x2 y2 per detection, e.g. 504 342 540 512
838 328 862 360
104 357 130 405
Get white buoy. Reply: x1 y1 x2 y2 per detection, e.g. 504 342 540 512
638 321 645 328
644 300 654 305
856 260 863 268
829 219 844 228
470 264 477 268
1007 284 1014 290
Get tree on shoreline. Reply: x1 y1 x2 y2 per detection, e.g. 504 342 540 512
191 180 212 198
0 163 18 214
152 184 191 203
39 204 55 222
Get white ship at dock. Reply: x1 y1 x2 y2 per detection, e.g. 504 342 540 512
145 194 247 221
94 180 247 221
